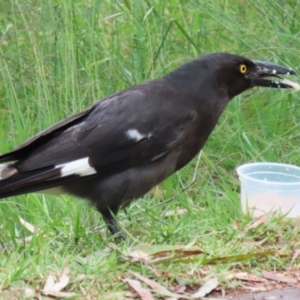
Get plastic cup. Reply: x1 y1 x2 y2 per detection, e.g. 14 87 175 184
236 162 300 218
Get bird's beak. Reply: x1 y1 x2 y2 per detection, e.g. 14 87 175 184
248 60 300 90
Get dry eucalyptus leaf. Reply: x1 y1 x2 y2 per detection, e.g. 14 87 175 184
43 265 72 297
43 274 55 293
291 249 300 266
232 220 241 231
262 270 297 284
164 208 187 217
42 290 76 298
129 271 191 299
229 272 265 283
124 278 155 300
19 217 40 233
246 215 267 229
24 288 36 298
242 285 267 292
125 249 150 263
192 277 218 298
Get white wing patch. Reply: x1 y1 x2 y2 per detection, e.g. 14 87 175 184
126 129 151 142
126 129 145 141
0 163 17 180
57 157 97 177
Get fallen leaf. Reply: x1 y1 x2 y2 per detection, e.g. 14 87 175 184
129 271 191 299
0 288 38 300
154 250 276 265
125 250 150 263
42 265 75 297
291 249 300 266
234 272 265 283
173 285 186 294
24 288 36 298
124 278 155 300
262 270 297 284
164 208 187 217
43 290 76 298
19 217 40 233
192 277 218 298
0 285 74 300
102 291 133 300
54 265 70 291
232 220 241 231
149 186 165 197
136 244 199 255
246 215 267 229
242 285 267 292
43 274 55 292
153 249 203 259
132 244 203 264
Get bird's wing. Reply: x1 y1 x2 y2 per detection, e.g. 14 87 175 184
18 88 190 174
0 86 196 197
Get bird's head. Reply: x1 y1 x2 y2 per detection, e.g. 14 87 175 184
204 53 299 98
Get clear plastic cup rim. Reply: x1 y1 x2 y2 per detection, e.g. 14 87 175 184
236 162 300 186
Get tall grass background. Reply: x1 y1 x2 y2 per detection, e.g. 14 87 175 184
0 0 299 296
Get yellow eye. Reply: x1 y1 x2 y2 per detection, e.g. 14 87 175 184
239 64 247 74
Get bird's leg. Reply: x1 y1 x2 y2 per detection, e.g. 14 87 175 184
100 208 126 240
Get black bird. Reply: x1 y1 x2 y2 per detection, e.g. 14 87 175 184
0 53 297 239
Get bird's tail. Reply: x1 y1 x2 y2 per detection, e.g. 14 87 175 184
0 163 75 199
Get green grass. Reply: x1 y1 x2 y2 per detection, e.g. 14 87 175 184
0 0 300 298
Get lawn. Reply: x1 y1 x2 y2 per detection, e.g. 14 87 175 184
0 0 300 299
